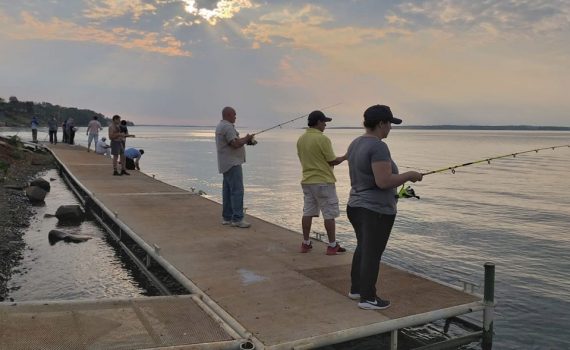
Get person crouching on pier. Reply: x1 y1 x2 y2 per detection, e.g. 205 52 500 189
125 148 144 170
346 105 422 310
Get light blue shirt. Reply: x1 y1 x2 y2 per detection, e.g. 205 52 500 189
124 148 141 159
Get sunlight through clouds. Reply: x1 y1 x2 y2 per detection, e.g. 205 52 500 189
3 11 191 57
180 0 254 25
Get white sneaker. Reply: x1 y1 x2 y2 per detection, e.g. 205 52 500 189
221 219 231 225
231 220 251 228
358 297 391 310
348 292 360 300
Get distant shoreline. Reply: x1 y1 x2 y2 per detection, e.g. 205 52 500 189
132 124 570 131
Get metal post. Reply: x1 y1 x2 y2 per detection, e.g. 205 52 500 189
390 329 398 350
482 262 495 350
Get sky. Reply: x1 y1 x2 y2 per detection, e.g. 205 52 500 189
1 0 569 127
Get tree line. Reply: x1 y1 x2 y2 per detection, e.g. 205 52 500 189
0 96 113 127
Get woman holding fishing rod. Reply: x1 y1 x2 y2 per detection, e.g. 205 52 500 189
346 104 423 310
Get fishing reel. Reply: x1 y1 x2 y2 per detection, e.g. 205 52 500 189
397 184 420 199
246 135 258 146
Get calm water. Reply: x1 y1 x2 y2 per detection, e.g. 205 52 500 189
3 126 570 349
5 169 154 300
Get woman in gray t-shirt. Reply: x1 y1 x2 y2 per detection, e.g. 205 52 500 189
346 105 423 310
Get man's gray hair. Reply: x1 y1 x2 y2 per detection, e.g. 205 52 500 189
222 106 234 118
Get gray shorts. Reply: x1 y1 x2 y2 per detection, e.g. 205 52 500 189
302 183 340 219
110 140 124 156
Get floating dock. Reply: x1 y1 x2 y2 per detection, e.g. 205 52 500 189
0 143 495 349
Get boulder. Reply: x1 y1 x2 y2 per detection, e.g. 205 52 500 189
48 229 92 245
25 186 47 203
30 178 50 192
55 205 85 223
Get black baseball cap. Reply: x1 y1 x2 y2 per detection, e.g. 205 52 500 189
307 110 332 126
364 105 402 124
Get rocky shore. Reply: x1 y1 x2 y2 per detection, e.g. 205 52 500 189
0 136 55 301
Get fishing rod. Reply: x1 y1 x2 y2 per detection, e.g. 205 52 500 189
244 102 341 146
253 102 342 136
397 144 570 200
421 144 570 176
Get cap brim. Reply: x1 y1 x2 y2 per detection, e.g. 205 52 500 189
324 117 332 122
391 117 402 125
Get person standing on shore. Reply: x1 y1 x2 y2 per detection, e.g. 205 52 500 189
215 106 254 228
47 116 58 144
109 115 129 176
119 120 136 149
31 116 39 143
297 110 347 255
346 104 422 310
66 117 76 145
86 116 102 152
62 119 68 144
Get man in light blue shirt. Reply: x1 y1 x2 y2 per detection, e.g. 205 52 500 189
125 148 144 170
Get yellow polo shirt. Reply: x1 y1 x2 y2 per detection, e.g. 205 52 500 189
297 128 337 184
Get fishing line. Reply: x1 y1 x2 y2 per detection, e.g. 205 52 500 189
397 144 570 200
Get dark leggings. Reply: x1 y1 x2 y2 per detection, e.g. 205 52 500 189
347 205 396 300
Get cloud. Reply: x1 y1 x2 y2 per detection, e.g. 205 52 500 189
2 11 191 57
164 0 255 25
396 0 570 38
243 5 410 56
83 0 157 21
240 3 570 125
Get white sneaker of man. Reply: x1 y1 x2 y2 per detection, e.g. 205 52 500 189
231 220 251 228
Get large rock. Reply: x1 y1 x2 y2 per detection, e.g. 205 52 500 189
30 178 50 192
55 205 85 223
48 229 92 245
25 186 47 203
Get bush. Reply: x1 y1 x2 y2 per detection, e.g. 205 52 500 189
0 160 8 178
6 135 22 147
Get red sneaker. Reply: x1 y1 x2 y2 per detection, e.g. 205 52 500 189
326 244 346 255
300 241 313 253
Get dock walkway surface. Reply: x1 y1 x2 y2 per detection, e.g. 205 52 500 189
1 144 482 350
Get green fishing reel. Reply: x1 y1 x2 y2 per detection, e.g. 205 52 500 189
397 184 420 199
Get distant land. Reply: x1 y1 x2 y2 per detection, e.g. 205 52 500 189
329 125 570 131
137 124 570 131
0 96 133 127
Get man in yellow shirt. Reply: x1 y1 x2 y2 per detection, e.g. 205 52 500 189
297 110 346 255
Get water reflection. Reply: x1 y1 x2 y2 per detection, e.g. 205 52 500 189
7 169 152 301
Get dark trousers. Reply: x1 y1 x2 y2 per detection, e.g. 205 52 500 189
68 130 75 144
125 158 135 170
49 130 57 144
62 130 68 143
347 205 396 301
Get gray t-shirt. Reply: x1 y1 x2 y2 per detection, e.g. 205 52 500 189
346 136 399 215
215 120 245 174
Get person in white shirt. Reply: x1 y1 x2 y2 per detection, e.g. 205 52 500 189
86 116 103 152
95 137 111 157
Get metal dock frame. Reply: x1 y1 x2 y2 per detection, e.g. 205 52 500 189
49 146 495 350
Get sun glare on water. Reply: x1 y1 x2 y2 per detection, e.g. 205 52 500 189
181 0 253 25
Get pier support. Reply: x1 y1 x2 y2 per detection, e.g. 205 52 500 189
390 329 398 350
482 262 495 350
